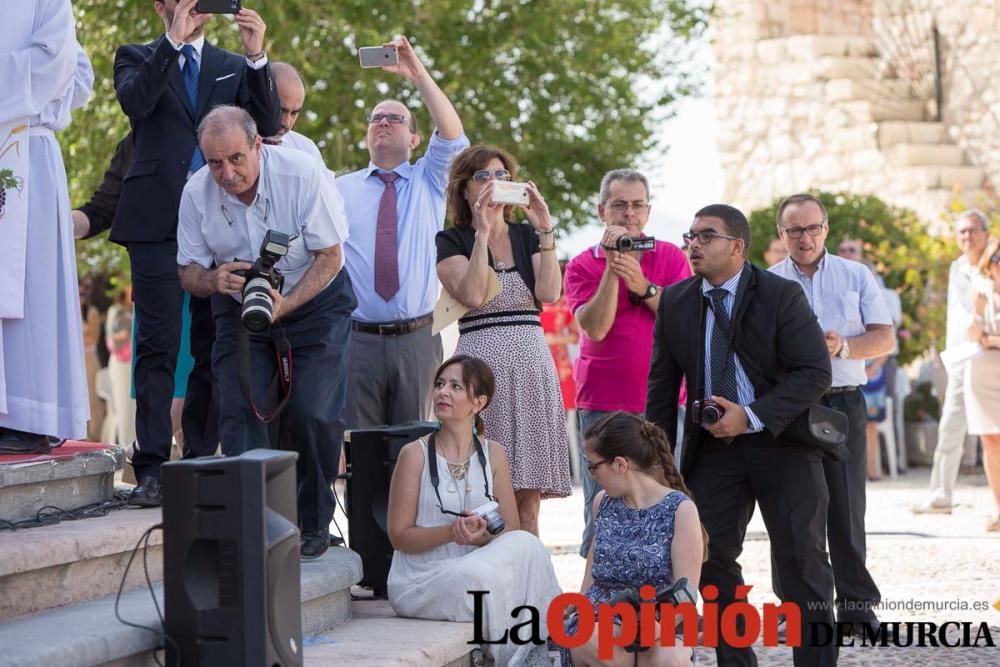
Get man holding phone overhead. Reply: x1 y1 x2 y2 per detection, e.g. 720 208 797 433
339 37 470 435
111 0 280 507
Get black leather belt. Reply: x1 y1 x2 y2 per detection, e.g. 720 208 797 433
825 385 859 395
351 314 433 337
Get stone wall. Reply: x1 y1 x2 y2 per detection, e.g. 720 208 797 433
711 0 997 224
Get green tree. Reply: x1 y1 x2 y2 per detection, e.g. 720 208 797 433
749 191 953 365
68 0 708 278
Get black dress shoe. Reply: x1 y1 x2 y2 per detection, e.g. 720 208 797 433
128 476 162 508
0 428 52 454
842 618 880 639
300 531 329 560
329 534 345 548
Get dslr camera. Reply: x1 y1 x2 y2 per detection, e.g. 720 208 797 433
610 577 698 653
470 500 506 535
612 236 656 252
691 399 725 425
235 230 290 333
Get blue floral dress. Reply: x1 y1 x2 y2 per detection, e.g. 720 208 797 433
562 490 693 665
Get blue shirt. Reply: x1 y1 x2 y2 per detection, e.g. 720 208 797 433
339 131 470 322
701 266 763 432
769 252 892 387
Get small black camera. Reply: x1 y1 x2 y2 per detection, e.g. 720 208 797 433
610 577 698 653
234 230 290 332
691 399 725 425
615 236 656 252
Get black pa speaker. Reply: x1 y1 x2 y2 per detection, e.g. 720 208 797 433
162 449 303 666
344 420 438 597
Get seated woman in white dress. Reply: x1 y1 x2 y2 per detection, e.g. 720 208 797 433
387 355 563 666
567 412 706 667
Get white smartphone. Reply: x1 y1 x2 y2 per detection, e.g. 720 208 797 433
359 46 399 68
491 181 530 206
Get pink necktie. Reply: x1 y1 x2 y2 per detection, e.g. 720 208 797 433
374 171 400 301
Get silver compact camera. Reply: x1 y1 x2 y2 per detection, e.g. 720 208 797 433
470 500 505 535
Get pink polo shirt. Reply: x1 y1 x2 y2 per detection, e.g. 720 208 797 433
564 240 691 413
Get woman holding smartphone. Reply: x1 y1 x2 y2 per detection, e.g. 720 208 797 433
435 145 571 537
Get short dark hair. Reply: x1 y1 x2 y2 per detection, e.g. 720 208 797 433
694 204 751 253
776 193 828 227
446 145 520 228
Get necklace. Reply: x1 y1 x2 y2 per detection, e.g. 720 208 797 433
447 459 471 480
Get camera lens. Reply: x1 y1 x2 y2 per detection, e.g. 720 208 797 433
616 236 634 252
702 405 723 425
483 509 505 535
241 276 275 332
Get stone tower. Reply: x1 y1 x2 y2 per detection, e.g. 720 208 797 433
711 0 1000 226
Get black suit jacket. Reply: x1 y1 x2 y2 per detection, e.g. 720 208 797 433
646 262 832 475
109 36 280 245
77 133 133 240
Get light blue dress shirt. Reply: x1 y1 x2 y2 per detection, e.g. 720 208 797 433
769 252 892 387
339 131 470 323
701 266 764 432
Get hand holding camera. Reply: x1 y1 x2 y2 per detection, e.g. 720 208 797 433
215 260 253 297
374 36 427 84
234 7 267 58
697 395 749 439
451 512 488 546
168 0 211 45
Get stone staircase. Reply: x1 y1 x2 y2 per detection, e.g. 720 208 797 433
714 34 992 224
0 449 475 666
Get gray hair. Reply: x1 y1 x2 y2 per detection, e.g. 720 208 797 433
956 209 989 231
599 169 650 204
197 105 258 146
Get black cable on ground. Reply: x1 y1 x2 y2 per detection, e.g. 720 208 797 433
0 493 129 531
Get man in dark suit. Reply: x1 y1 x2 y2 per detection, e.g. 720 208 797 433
111 0 280 506
647 204 837 666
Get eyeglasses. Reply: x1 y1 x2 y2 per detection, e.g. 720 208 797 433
366 112 408 126
472 169 512 182
607 200 650 212
781 222 827 239
838 245 861 254
682 230 739 245
585 458 610 474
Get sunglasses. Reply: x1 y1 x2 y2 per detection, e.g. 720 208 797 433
472 169 512 182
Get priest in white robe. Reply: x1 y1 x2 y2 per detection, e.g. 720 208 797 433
0 0 94 451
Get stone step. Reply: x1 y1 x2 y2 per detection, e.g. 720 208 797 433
887 143 968 167
896 165 986 190
0 442 124 525
825 77 919 104
814 56 878 81
0 546 361 667
0 505 163 621
755 35 876 63
840 99 926 123
877 120 948 148
303 598 475 667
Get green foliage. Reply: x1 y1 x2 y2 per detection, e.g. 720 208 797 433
748 191 953 365
903 381 941 422
67 0 709 278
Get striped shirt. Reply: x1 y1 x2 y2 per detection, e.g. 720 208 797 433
701 265 764 432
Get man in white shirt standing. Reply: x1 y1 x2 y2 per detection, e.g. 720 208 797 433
914 210 991 513
177 105 355 560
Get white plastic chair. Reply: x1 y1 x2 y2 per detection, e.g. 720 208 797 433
876 396 898 479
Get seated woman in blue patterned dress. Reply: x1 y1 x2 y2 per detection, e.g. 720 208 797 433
566 412 706 667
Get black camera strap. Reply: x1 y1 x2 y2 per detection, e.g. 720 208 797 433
426 431 494 516
237 319 292 424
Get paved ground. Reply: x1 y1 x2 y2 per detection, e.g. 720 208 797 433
336 466 1000 665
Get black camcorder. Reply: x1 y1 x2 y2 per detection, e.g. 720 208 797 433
234 230 290 332
613 236 656 252
610 577 698 653
691 399 725 425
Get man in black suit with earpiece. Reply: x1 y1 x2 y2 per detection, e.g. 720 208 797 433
111 0 280 506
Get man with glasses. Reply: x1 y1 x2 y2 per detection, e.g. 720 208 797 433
769 193 894 638
914 209 992 514
177 106 353 560
338 36 469 433
648 204 837 666
563 169 690 557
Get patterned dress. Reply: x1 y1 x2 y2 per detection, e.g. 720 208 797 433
456 269 572 498
562 490 694 665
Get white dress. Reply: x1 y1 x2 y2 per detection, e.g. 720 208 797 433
965 290 1000 435
388 439 562 666
0 0 93 438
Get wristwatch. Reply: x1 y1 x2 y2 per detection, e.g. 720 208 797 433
641 284 660 300
838 338 851 359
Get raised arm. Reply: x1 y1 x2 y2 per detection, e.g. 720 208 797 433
384 36 462 140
